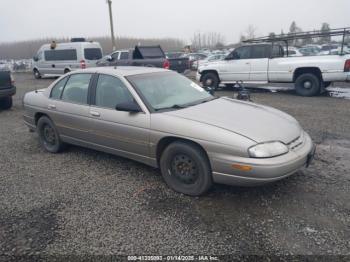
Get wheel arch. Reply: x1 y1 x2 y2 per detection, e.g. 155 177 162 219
200 70 220 82
156 136 211 170
34 112 51 126
293 67 323 82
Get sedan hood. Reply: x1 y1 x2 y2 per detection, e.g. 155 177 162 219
164 97 301 144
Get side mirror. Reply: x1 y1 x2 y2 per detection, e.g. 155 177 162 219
106 55 113 62
33 56 39 62
116 101 142 113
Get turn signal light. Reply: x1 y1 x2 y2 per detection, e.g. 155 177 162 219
232 164 253 172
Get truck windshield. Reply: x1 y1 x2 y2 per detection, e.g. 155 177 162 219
84 48 102 60
127 72 213 112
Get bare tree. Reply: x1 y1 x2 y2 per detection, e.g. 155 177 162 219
0 36 185 60
191 32 225 50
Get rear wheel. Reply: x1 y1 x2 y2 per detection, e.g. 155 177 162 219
0 97 12 110
33 69 41 79
202 72 219 91
295 73 321 97
37 116 65 153
160 141 212 196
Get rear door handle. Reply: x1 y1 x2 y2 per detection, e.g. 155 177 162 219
48 104 56 110
90 111 100 117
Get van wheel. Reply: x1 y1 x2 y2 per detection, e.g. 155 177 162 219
33 69 41 79
37 116 65 153
160 141 212 196
202 72 219 91
64 69 71 74
0 97 12 110
295 73 321 97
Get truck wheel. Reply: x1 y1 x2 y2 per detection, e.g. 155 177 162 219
0 97 13 110
295 73 321 97
33 69 41 79
160 141 213 196
202 72 219 90
37 116 65 153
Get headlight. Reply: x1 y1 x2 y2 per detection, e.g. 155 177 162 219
248 141 289 158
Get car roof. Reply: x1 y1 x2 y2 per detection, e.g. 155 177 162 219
74 66 170 77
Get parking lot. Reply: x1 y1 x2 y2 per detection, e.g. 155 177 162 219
1 72 350 257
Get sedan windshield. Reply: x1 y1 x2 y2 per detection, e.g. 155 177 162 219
127 72 213 111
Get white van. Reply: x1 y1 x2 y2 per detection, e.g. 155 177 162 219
32 40 103 79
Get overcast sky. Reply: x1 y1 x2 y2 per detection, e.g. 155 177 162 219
1 0 349 44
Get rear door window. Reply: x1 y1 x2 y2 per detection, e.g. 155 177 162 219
235 46 251 59
119 52 129 60
250 45 270 59
84 48 103 60
61 74 92 104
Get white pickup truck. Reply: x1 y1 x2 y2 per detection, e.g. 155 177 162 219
196 43 350 96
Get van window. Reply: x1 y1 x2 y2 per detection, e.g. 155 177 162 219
44 49 77 61
61 74 92 104
84 48 102 60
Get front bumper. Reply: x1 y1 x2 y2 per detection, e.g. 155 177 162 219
210 132 315 186
0 86 16 98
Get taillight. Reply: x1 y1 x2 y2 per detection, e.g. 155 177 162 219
163 59 170 69
344 59 350 72
80 60 86 69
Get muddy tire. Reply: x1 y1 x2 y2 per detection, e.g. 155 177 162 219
37 116 65 153
202 72 219 91
160 141 212 196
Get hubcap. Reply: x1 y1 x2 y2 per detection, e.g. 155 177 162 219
205 78 213 86
303 81 312 89
43 124 56 145
170 154 198 185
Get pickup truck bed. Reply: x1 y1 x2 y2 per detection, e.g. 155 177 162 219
98 46 189 73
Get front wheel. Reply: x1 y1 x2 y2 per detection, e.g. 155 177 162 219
37 116 65 153
33 69 41 79
0 97 12 110
201 72 219 91
160 141 213 196
295 73 321 97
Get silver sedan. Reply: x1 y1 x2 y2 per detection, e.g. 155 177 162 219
23 67 315 196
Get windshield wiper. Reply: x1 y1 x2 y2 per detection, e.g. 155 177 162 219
154 104 187 111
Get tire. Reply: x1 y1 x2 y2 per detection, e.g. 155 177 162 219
295 73 321 97
33 69 41 79
201 72 219 90
324 82 332 88
64 69 70 74
160 141 213 196
37 116 65 153
0 97 12 110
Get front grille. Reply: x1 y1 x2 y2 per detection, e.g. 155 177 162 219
287 133 305 150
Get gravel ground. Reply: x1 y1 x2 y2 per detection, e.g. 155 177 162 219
0 73 349 258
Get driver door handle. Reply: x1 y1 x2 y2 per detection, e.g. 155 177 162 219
90 111 100 117
48 104 56 110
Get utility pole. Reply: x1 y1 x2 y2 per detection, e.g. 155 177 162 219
107 0 116 51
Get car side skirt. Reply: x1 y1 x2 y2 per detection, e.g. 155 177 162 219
60 135 158 168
